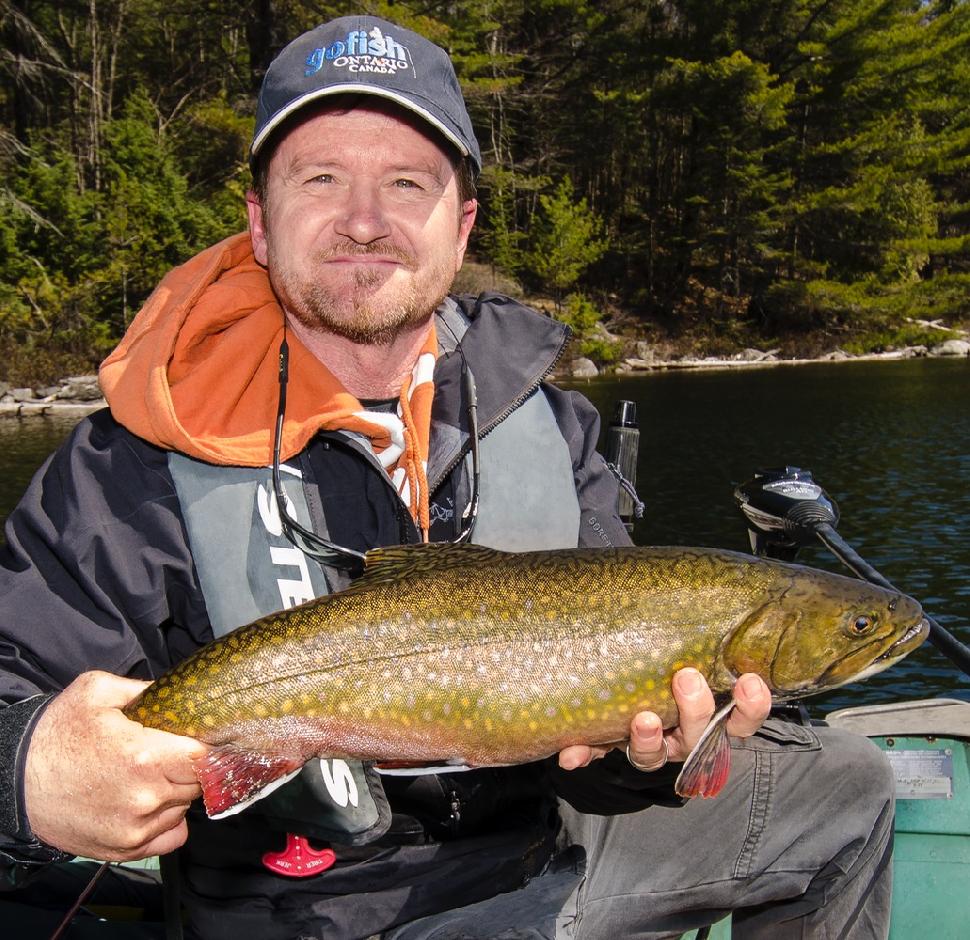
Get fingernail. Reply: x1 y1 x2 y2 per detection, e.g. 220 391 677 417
740 674 763 697
635 714 662 738
676 668 702 695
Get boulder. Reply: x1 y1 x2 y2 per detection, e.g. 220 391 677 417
929 339 970 358
570 357 599 378
634 342 657 362
58 376 104 401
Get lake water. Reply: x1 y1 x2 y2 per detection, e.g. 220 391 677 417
1 357 968 714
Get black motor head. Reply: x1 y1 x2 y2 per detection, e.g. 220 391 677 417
734 466 839 558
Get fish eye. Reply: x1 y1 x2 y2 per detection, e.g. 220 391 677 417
850 615 875 634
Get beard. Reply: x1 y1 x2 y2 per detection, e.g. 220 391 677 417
269 240 454 346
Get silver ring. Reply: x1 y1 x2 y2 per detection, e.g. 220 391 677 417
626 736 669 772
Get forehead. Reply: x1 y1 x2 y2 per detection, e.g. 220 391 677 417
269 98 459 172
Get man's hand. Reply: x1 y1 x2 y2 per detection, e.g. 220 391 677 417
24 670 208 861
557 668 772 771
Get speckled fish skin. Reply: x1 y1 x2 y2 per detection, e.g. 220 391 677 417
125 542 927 782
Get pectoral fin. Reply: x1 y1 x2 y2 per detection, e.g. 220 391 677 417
195 744 304 818
674 700 735 799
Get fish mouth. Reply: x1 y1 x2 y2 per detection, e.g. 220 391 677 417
873 617 931 662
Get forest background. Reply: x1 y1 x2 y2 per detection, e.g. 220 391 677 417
1 0 968 384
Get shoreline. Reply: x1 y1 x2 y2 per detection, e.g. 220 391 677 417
1 342 967 421
565 338 970 380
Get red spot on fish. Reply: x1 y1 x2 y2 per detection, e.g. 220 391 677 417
262 833 336 877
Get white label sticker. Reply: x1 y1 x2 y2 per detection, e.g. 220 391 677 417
884 748 953 800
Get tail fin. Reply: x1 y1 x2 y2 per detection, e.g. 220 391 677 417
195 745 304 817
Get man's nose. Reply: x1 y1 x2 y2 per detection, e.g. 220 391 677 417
334 183 392 244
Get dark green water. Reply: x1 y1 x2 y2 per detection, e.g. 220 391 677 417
2 357 968 713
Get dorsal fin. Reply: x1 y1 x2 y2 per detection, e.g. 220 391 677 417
349 543 509 590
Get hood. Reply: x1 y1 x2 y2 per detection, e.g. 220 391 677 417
99 232 367 467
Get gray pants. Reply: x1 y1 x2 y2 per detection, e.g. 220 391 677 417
387 722 895 939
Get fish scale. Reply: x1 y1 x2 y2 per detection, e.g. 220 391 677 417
125 542 928 814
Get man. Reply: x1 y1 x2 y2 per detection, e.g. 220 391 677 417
0 15 894 940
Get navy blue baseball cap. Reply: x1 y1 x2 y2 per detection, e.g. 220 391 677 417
251 16 481 174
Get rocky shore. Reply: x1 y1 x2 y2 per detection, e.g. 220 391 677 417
569 336 970 379
0 375 106 418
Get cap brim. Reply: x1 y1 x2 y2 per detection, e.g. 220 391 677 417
250 84 471 161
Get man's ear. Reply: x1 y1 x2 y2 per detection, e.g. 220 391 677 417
246 191 269 266
455 199 478 272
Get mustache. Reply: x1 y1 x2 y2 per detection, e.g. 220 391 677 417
314 241 416 266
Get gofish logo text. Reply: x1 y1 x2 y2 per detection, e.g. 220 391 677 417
306 26 412 76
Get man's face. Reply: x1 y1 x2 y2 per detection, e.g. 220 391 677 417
247 102 477 345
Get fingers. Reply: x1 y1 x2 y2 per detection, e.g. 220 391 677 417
561 670 774 774
24 670 204 860
77 670 153 708
666 667 716 758
626 712 668 770
725 672 772 738
141 726 209 783
557 742 609 770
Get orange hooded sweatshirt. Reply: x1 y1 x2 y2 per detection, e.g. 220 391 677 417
99 232 436 530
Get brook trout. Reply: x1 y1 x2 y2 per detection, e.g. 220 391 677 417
125 543 928 814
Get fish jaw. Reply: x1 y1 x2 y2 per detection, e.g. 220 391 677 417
823 615 930 687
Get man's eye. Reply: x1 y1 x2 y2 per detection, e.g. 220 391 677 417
309 174 334 184
394 178 420 189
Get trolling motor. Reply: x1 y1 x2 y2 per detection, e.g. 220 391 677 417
735 466 970 677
